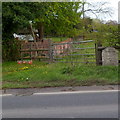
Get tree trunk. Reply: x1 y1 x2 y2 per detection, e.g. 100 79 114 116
38 23 44 42
29 22 38 57
29 23 36 42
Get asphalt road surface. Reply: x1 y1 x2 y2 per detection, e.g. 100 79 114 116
2 90 119 118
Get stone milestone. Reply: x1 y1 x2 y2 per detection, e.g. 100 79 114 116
102 47 118 66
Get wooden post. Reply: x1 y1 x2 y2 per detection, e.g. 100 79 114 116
20 43 23 61
30 43 32 60
95 42 102 65
49 39 53 63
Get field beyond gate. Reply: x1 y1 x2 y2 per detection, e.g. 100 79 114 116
20 39 96 65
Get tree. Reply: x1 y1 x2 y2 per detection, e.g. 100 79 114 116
2 2 83 61
2 2 34 39
2 2 34 61
88 19 119 46
31 2 82 40
3 2 83 40
103 22 119 46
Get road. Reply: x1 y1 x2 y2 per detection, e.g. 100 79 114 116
2 90 118 118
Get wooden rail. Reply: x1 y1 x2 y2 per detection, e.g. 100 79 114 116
20 56 49 59
20 49 49 52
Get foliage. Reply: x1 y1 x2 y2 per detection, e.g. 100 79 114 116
2 38 21 61
103 24 119 46
81 18 119 47
2 2 33 39
92 20 118 46
2 2 82 39
2 2 34 61
32 2 82 38
2 2 83 61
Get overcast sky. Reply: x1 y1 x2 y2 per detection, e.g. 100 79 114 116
85 0 119 22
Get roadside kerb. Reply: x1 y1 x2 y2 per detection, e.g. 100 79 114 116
1 90 119 96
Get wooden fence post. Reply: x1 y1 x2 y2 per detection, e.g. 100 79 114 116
20 43 23 61
95 42 102 65
30 43 32 60
49 39 53 63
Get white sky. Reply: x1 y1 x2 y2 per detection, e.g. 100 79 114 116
85 0 119 22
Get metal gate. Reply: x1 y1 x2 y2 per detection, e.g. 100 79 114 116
20 39 96 65
52 40 96 64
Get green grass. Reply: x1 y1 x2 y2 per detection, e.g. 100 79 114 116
2 61 119 89
50 37 68 42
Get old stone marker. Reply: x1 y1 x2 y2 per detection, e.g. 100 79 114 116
102 47 118 66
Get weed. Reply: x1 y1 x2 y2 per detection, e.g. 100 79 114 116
61 66 74 74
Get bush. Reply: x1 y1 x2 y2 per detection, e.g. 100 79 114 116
2 38 21 61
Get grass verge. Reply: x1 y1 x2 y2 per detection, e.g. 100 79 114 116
2 61 119 89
